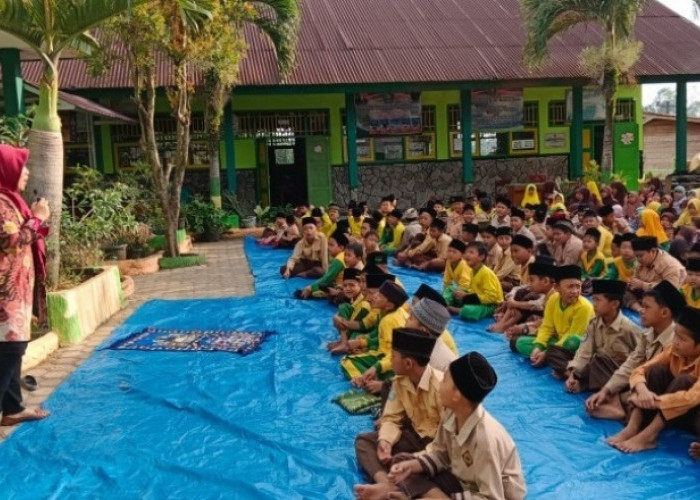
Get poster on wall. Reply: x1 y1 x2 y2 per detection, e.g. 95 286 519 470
471 89 524 131
355 93 422 137
566 88 606 121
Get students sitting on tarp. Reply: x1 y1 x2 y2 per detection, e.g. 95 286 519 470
607 305 700 454
280 217 328 279
379 208 405 255
376 195 395 239
341 281 408 393
354 328 443 500
628 236 686 313
585 280 685 421
445 241 503 322
339 272 390 355
479 225 502 270
515 265 595 379
441 239 471 307
407 298 458 372
347 204 366 240
399 208 422 251
276 214 301 249
493 227 520 293
396 218 452 272
258 212 288 246
327 269 373 355
563 279 641 394
295 230 347 299
320 203 340 238
387 352 526 500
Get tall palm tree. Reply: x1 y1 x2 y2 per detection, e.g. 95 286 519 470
199 0 300 208
521 0 646 173
0 0 147 285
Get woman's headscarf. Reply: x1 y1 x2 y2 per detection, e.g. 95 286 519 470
586 181 602 206
646 200 662 213
521 183 540 207
637 208 669 245
550 192 568 214
612 204 624 218
0 144 47 287
674 198 700 228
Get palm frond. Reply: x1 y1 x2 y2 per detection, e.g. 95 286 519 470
177 0 215 34
248 0 300 77
0 1 46 52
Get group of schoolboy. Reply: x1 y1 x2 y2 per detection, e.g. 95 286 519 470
261 187 700 500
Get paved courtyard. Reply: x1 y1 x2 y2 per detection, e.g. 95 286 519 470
0 239 254 443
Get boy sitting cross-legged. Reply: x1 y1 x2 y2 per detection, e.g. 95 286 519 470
296 229 348 299
515 265 595 379
327 268 373 354
493 227 521 293
564 279 641 394
341 281 408 392
442 239 471 308
448 242 504 322
387 352 527 500
607 305 700 453
353 328 443 500
585 280 686 421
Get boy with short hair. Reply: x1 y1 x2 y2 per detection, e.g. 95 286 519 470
363 230 380 255
493 227 521 292
460 223 479 244
491 196 512 228
479 225 503 270
354 328 443 500
510 207 536 246
442 239 471 308
277 214 301 249
387 352 526 500
552 219 583 266
321 203 341 237
580 228 607 280
327 268 372 354
347 205 366 240
628 236 686 312
605 233 637 283
599 204 631 235
515 265 595 379
581 209 614 257
377 195 394 239
297 230 348 299
280 217 328 279
341 281 408 390
449 242 504 322
564 280 641 393
607 305 700 453
585 280 685 420
398 219 452 272
379 208 405 255
682 258 700 308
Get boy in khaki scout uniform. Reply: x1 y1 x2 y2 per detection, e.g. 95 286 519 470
628 236 686 312
387 352 526 500
552 219 583 266
280 217 328 279
607 305 700 453
585 280 685 421
564 280 641 393
353 328 443 500
396 218 452 273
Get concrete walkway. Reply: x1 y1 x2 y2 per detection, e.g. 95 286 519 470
0 239 254 442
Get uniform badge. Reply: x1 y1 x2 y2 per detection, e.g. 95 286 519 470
462 450 473 467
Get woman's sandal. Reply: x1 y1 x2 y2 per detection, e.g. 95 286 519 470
0 408 50 426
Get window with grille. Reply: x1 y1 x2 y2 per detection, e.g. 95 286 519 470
233 110 329 138
523 101 539 127
615 99 635 122
447 104 461 131
421 105 436 132
548 100 567 126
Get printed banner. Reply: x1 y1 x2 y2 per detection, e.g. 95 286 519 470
471 89 524 130
355 93 422 137
566 88 606 122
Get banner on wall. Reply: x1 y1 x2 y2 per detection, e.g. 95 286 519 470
566 88 606 121
355 93 422 137
471 89 524 130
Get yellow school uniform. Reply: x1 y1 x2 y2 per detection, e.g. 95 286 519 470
533 293 594 350
467 264 504 305
605 256 636 282
682 284 700 308
321 213 337 238
597 224 614 257
443 259 471 292
348 215 365 238
580 249 607 279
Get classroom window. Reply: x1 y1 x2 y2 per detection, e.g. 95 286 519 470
523 101 539 128
447 104 461 131
615 99 635 122
233 110 329 138
548 100 567 126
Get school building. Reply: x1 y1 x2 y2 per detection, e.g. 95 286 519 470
2 0 700 210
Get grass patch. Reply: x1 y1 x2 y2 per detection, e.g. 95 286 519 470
159 253 206 269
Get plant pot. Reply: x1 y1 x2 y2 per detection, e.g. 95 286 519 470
127 246 146 260
240 216 257 229
221 214 239 230
103 243 128 261
200 227 221 242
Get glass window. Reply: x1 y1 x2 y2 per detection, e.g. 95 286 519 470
548 100 567 126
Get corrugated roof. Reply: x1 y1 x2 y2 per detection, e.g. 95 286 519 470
13 0 700 90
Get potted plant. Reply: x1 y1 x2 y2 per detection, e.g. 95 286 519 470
182 196 225 242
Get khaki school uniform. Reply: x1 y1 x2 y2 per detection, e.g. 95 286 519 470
553 235 583 266
286 234 328 271
403 406 526 500
486 243 503 270
633 249 686 289
493 247 520 283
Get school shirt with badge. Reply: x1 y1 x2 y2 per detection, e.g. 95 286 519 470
416 406 526 500
604 323 675 395
567 312 641 373
533 293 595 350
629 345 700 420
378 365 444 446
633 250 686 289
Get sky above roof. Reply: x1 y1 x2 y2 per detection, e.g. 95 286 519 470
644 0 700 105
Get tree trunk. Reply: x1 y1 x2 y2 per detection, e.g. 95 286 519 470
203 73 227 209
601 68 617 173
26 65 63 288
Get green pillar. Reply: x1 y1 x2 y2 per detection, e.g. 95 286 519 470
676 80 688 174
569 85 584 178
345 93 359 190
93 122 104 172
460 90 473 184
224 102 237 192
0 48 24 116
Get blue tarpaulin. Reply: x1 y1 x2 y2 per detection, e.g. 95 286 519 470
0 236 699 499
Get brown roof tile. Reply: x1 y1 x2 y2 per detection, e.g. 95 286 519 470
13 0 700 90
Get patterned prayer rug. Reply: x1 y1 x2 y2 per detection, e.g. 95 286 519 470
108 327 273 355
332 389 381 415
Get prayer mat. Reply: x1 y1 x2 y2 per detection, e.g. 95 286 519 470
108 327 273 355
332 389 381 415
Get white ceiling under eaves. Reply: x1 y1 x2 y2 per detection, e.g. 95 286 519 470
0 31 33 51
